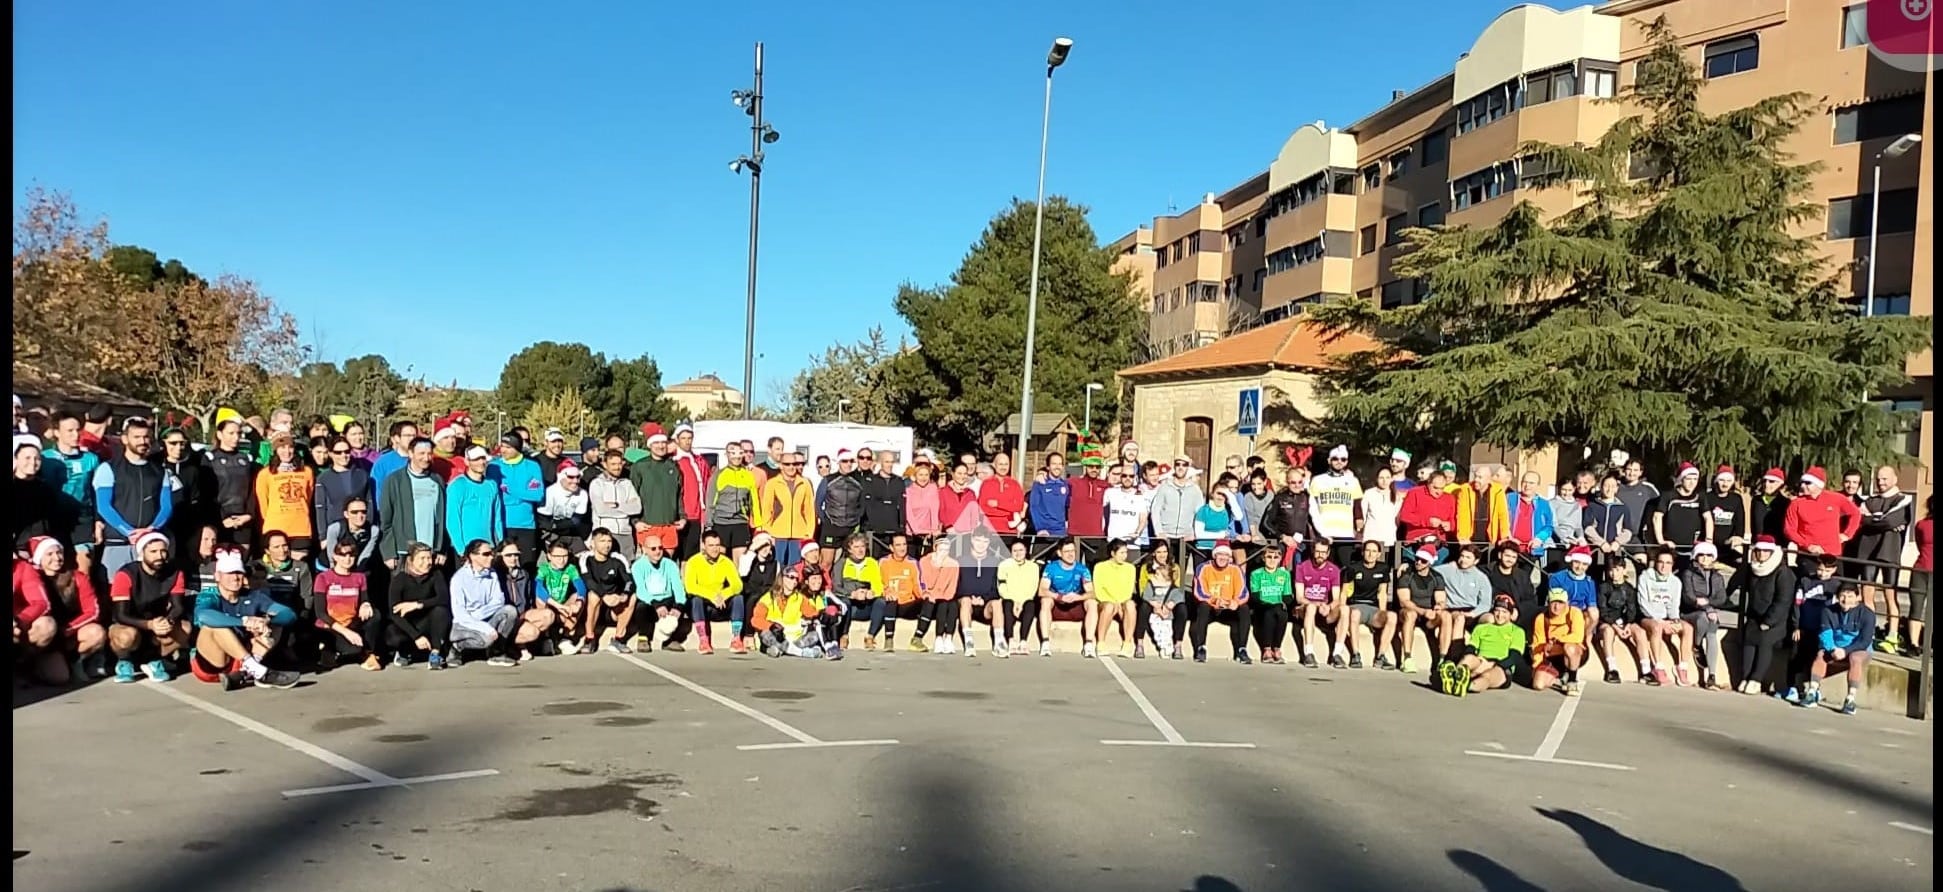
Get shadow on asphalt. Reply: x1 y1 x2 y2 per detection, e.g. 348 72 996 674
1447 850 1546 892
1536 808 1749 892
12 673 108 709
1659 723 1933 820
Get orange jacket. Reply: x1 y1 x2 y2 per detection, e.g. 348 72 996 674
1531 606 1587 652
1449 482 1508 545
760 475 817 540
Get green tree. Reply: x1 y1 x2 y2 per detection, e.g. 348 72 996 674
783 326 903 425
521 385 601 439
496 341 606 420
1306 19 1931 475
105 245 199 289
285 354 408 426
599 354 681 434
890 197 1143 451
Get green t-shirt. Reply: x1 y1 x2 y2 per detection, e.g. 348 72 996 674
1249 567 1293 606
537 563 583 604
1469 621 1527 661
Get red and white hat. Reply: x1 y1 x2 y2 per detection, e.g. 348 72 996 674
1565 545 1594 565
1761 467 1785 485
559 461 582 478
800 540 821 556
836 449 854 460
132 528 171 554
432 425 458 443
1714 464 1735 482
1801 466 1828 488
1752 534 1780 551
1676 462 1700 480
1413 546 1438 563
26 536 62 565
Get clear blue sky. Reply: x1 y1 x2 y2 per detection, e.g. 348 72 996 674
13 0 1544 401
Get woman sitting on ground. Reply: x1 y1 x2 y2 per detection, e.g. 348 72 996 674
753 565 843 660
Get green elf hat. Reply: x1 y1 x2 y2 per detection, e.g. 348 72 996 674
1078 430 1106 467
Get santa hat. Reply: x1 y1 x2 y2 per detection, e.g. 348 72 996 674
1676 462 1699 480
800 540 821 555
1761 468 1785 485
27 536 61 565
1412 546 1438 564
559 461 582 478
640 421 664 440
1801 466 1828 488
1565 545 1594 565
1752 534 1779 551
673 422 694 437
132 528 171 554
432 425 458 443
1714 464 1735 482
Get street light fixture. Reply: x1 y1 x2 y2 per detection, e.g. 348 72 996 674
836 399 851 424
730 43 779 420
1864 133 1922 319
1082 382 1104 434
1013 35 1074 484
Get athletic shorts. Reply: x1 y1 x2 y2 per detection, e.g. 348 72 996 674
1349 603 1380 626
638 524 679 552
1491 651 1528 687
1911 571 1931 619
817 523 858 552
712 522 753 552
190 652 241 683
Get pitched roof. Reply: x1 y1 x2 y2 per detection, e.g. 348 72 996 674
11 361 152 413
668 373 736 393
989 413 1077 437
1117 319 1377 381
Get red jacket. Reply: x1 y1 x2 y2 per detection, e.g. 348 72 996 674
1783 490 1861 557
1067 475 1110 538
939 483 980 533
978 477 1026 533
676 452 712 521
1398 485 1458 544
12 559 49 624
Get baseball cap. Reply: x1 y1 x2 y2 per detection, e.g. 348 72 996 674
1546 588 1569 604
544 428 565 443
500 432 524 450
1493 593 1518 612
464 445 490 461
214 551 248 575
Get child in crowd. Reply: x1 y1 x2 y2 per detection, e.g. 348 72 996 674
753 566 843 660
1138 543 1185 661
1798 584 1874 715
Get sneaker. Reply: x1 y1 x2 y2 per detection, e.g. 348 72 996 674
1374 655 1396 671
823 645 844 662
1132 642 1146 660
863 636 877 651
394 651 415 668
1566 681 1582 697
1400 657 1417 675
362 654 384 671
994 644 1009 660
486 654 518 667
1194 647 1208 664
1328 654 1347 670
1840 699 1858 716
1348 655 1365 669
910 637 930 654
963 638 977 657
1039 642 1053 658
1674 665 1692 687
1875 635 1902 655
697 637 715 656
1453 664 1473 698
142 659 172 682
220 671 251 692
559 639 581 656
258 669 301 689
1171 646 1184 661
449 651 469 668
939 638 957 655
631 635 651 653
517 649 534 664
1604 669 1621 684
1234 649 1252 665
1649 668 1670 687
728 638 746 656
1799 689 1822 708
113 660 138 684
1300 654 1320 669
1782 686 1801 704
661 642 685 653
1437 661 1456 695
427 653 447 671
1081 642 1097 659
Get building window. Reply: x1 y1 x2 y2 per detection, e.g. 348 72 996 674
1841 5 1869 49
1251 267 1266 291
1881 398 1923 456
1194 282 1220 302
1417 202 1445 228
1703 35 1759 78
1361 164 1381 191
1450 161 1518 210
1358 224 1377 255
1255 216 1268 239
1854 292 1913 316
1226 225 1247 249
1170 288 1183 310
1456 81 1515 134
1379 279 1415 309
1525 64 1575 106
1260 303 1295 324
1267 172 1334 219
1266 236 1328 275
1154 247 1168 270
1582 66 1616 99
1172 241 1184 261
1386 149 1411 180
1828 189 1919 238
1357 287 1375 303
1383 212 1410 246
1151 295 1164 313
1517 154 1561 190
1833 94 1925 144
1421 128 1448 165
1627 151 1664 181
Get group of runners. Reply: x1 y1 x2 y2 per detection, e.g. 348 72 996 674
9 398 1931 717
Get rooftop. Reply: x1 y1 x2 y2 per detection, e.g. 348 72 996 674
1117 319 1377 381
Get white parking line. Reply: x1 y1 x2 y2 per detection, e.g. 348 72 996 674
1462 750 1635 771
1889 821 1933 836
142 682 499 798
1097 657 1255 749
610 653 897 751
1533 691 1583 760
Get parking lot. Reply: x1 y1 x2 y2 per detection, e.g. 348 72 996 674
13 649 1934 892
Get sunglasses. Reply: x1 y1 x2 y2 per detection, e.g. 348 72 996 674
500 551 521 559
783 461 805 467
331 449 352 456
345 508 368 515
164 440 187 448
470 549 492 557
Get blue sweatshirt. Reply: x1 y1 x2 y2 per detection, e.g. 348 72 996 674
368 449 411 517
449 565 508 639
491 454 545 530
1028 477 1071 537
1545 569 1599 611
1817 602 1876 653
194 587 298 629
41 445 100 507
445 472 505 549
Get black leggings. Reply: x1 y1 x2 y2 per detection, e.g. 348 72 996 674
1738 639 1780 690
1254 603 1290 651
1017 598 1043 643
385 604 453 655
1191 602 1253 652
912 598 959 638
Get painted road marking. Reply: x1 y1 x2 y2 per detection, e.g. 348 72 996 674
1463 688 1632 771
611 653 897 751
1889 821 1933 836
1462 751 1635 771
142 683 498 798
1097 657 1255 749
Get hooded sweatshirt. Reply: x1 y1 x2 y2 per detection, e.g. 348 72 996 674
491 453 545 530
1636 567 1682 622
1147 477 1207 540
1818 600 1876 653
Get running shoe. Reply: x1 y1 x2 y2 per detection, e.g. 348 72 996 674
939 638 957 655
1081 642 1097 659
1399 657 1417 674
1328 654 1347 669
963 641 977 658
559 639 581 656
1840 699 1857 716
661 642 685 653
909 637 929 654
1875 635 1901 655
697 637 715 656
1194 647 1208 664
1234 649 1252 665
824 645 844 661
143 659 172 682
1172 645 1185 661
1039 642 1053 657
1348 655 1365 669
427 653 447 671
1650 668 1671 686
113 659 138 684
486 654 518 667
1798 688 1821 708
727 638 746 656
1132 642 1146 659
609 639 635 655
258 669 301 689
1301 654 1320 669
517 649 534 664
1374 655 1396 671
1454 664 1473 698
1781 686 1800 704
631 635 652 653
1565 681 1582 697
1674 665 1692 687
220 671 251 692
394 651 414 668
1604 669 1621 684
862 636 877 651
1437 661 1455 695
994 644 1009 660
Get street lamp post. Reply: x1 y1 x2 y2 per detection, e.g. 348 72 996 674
731 43 780 421
1864 133 1923 319
836 399 851 424
1082 382 1104 434
1013 36 1074 484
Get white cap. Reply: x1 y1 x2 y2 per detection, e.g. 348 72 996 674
1609 450 1630 467
673 422 694 436
1692 541 1718 557
1329 445 1350 460
464 445 490 461
544 428 565 443
917 448 938 463
13 433 40 454
214 551 248 575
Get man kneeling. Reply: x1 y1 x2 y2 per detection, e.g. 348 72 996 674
754 566 843 660
1439 594 1527 697
191 548 302 690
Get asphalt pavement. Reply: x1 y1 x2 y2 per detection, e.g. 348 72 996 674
12 645 1934 892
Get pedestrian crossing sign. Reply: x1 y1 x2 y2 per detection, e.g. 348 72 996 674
1237 387 1262 438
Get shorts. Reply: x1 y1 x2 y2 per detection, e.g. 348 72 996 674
1491 651 1529 687
1911 570 1931 620
817 522 858 553
638 524 679 552
1349 603 1380 626
191 652 241 683
712 522 753 552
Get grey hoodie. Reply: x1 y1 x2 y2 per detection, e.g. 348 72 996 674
1147 477 1207 539
1240 488 1275 540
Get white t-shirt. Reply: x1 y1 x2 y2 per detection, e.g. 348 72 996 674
1360 486 1401 546
1104 486 1148 541
1309 470 1361 541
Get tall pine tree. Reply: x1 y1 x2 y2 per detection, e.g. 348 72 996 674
1307 20 1930 474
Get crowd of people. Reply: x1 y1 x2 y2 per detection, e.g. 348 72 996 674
9 397 1931 717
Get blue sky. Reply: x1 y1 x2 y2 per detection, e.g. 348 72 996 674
13 0 1548 401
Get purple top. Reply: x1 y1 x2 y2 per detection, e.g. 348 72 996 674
1294 560 1341 604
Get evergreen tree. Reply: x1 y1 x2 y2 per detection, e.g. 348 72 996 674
886 197 1143 452
1306 20 1930 474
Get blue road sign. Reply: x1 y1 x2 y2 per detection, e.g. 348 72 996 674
1237 387 1262 438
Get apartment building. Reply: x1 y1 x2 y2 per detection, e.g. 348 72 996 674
1122 0 1932 480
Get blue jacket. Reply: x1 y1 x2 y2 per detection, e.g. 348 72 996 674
445 472 505 549
491 454 546 530
194 587 298 629
41 445 99 507
368 449 411 517
1504 492 1556 556
314 465 372 538
1545 569 1599 611
1028 478 1072 537
1818 602 1876 653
